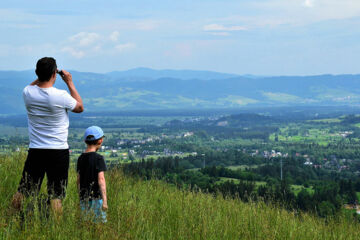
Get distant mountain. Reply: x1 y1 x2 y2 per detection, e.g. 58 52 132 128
106 67 239 81
1 69 360 114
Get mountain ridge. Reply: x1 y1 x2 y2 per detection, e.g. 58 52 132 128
1 68 360 114
106 67 240 81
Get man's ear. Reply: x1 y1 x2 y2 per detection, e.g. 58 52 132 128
98 138 104 144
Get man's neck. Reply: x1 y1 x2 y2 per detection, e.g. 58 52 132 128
37 80 54 88
37 75 56 88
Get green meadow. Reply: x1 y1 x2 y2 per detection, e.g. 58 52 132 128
269 123 351 146
1 152 360 240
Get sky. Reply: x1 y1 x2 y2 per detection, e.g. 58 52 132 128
1 0 360 75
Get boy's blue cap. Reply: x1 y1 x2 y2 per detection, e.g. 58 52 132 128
84 126 104 141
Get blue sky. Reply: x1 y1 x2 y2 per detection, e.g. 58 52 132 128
1 0 360 75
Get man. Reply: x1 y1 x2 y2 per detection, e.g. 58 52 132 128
12 57 84 216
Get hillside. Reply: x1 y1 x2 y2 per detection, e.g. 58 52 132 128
2 69 360 114
1 152 360 239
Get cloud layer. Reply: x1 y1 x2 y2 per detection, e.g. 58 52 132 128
61 31 136 58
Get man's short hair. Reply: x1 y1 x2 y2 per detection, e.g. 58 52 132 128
35 57 57 82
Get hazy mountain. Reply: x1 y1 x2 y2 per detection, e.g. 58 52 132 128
1 69 360 114
106 67 239 81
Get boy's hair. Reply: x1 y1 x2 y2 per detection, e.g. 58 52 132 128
85 135 102 145
35 57 57 82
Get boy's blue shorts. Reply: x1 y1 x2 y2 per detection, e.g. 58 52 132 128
80 199 107 223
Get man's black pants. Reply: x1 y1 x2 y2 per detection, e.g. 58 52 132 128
18 149 70 199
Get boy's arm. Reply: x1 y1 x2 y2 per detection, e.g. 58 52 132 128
77 173 80 193
98 171 108 210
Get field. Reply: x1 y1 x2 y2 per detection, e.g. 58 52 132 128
268 123 351 146
2 152 360 239
290 185 315 196
227 165 264 171
216 178 267 186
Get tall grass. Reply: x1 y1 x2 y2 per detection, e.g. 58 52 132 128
1 152 360 240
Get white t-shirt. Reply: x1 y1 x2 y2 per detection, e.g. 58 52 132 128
23 85 77 149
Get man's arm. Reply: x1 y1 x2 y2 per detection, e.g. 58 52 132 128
98 171 108 211
60 70 84 113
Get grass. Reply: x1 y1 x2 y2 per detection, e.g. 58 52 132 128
291 185 315 196
308 118 342 123
215 178 267 188
356 192 360 202
227 164 263 171
216 177 241 184
2 152 360 239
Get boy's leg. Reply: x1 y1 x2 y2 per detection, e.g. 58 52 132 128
93 199 107 223
80 200 107 223
80 200 92 221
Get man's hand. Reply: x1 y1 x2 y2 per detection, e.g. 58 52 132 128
30 79 40 86
59 69 84 113
102 201 108 211
59 70 73 85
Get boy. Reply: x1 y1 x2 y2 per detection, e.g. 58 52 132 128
77 126 108 223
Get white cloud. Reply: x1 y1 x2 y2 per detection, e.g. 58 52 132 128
203 24 247 32
304 0 315 8
61 31 136 58
115 43 136 52
0 9 45 30
258 0 360 24
61 46 85 58
109 31 120 42
92 45 102 52
69 32 100 47
210 32 230 36
62 32 101 58
221 0 360 30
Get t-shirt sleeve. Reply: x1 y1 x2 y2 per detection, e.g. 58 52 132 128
96 155 107 172
22 86 30 107
63 91 77 111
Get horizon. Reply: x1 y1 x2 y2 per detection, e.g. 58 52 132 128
1 1 360 75
1 66 360 78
